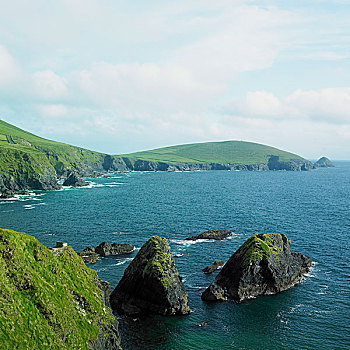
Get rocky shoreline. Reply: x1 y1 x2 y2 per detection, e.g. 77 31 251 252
0 155 334 198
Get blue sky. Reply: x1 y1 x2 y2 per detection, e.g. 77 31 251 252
0 0 349 159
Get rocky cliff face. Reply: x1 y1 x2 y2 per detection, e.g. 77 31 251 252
0 228 121 349
101 155 314 173
110 236 191 316
202 233 311 302
0 148 59 197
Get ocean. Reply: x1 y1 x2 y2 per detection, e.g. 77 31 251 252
1 163 349 349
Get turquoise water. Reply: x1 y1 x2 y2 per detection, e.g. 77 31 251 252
1 164 349 349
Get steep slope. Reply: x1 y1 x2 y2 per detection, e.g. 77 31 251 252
0 120 107 175
0 227 121 349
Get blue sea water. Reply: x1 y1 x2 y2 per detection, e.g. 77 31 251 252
1 163 349 349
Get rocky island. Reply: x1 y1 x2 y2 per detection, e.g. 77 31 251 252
110 236 191 316
202 233 312 302
0 228 121 349
314 157 335 168
186 229 232 241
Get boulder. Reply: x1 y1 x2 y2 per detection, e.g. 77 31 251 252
110 236 191 316
79 247 99 264
186 229 232 241
63 171 89 187
95 242 134 257
202 260 225 274
314 157 335 168
202 233 311 302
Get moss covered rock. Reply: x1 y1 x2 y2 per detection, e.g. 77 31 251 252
110 236 191 316
0 228 121 349
202 233 312 302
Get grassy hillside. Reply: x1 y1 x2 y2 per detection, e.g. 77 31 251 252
121 140 305 165
0 227 120 349
0 120 105 173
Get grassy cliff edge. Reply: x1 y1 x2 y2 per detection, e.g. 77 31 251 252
0 228 121 349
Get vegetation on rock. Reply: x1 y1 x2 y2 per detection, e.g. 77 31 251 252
110 236 191 316
0 228 120 349
202 233 312 302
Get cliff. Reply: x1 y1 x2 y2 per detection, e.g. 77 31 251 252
0 120 320 196
110 236 191 316
0 228 121 349
202 233 312 302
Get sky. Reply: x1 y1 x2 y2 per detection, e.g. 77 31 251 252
0 0 349 159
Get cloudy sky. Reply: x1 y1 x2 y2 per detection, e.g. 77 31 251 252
0 0 349 159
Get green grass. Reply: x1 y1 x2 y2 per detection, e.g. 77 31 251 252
236 233 285 265
0 120 107 175
0 134 9 143
0 227 115 349
0 120 308 176
120 140 305 165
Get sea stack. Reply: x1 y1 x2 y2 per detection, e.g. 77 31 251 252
314 157 335 168
202 233 311 302
63 171 89 187
110 236 191 316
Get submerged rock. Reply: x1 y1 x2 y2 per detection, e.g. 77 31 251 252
95 241 134 257
314 157 335 168
202 260 225 274
202 233 311 302
110 236 191 316
186 229 232 241
79 247 99 264
63 171 89 187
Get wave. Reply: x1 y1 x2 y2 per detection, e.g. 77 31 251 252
170 238 231 247
114 257 134 266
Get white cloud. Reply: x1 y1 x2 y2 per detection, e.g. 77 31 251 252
0 46 20 87
32 70 68 100
37 104 68 118
285 88 350 123
235 91 283 117
228 88 350 124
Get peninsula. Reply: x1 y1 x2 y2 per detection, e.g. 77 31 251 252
0 120 332 196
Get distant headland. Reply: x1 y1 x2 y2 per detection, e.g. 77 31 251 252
0 120 334 197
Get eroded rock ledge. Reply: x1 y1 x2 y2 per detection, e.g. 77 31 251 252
202 233 311 302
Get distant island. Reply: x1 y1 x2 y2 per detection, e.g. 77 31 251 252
0 120 334 197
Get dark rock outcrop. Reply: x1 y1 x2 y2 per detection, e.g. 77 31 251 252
202 260 225 274
186 229 232 241
95 242 135 257
267 155 314 171
63 171 89 187
94 280 122 350
79 247 99 264
202 233 311 302
314 157 335 168
110 236 191 316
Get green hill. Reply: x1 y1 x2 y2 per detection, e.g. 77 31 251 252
0 120 105 174
121 140 305 165
0 227 120 349
0 119 316 195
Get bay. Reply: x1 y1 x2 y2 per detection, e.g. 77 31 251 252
1 163 349 349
